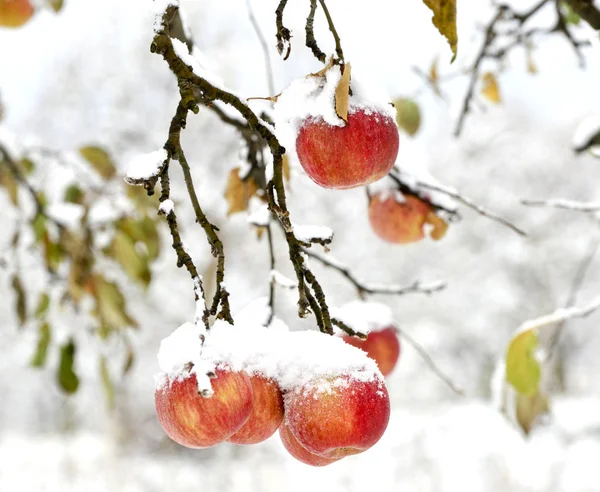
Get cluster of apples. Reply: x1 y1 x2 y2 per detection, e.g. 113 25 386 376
0 0 34 28
277 63 445 245
154 321 392 467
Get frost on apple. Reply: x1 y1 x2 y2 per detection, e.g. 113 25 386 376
154 303 390 464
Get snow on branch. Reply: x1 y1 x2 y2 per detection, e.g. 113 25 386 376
522 198 600 212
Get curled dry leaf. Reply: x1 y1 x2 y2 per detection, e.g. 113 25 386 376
334 63 351 122
225 167 260 216
422 0 458 61
425 211 448 240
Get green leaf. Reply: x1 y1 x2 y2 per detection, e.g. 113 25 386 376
57 339 79 394
561 1 581 25
31 213 47 244
126 184 157 212
49 0 65 12
42 232 63 272
64 184 85 204
91 275 137 335
11 275 26 327
18 158 35 175
100 356 115 410
31 322 51 368
105 230 151 287
516 391 549 435
80 146 116 180
506 329 541 395
394 98 422 136
34 292 50 319
118 216 161 261
422 0 458 62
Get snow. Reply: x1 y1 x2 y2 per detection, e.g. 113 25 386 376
156 309 382 395
45 202 84 229
125 148 167 183
171 38 226 89
152 0 178 33
572 114 600 152
247 202 270 227
292 223 333 243
270 269 296 289
158 199 174 215
330 301 394 336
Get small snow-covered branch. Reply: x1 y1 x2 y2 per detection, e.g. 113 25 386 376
391 168 526 236
293 223 333 247
522 198 600 212
158 199 175 215
125 149 168 186
303 248 446 297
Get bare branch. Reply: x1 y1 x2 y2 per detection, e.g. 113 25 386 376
522 197 600 212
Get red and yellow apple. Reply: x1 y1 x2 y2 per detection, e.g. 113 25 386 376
342 327 400 377
227 375 284 445
155 368 253 448
0 0 34 28
296 109 399 189
284 375 390 458
368 193 433 244
279 421 342 467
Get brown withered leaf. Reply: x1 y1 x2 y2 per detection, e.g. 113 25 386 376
334 63 352 123
0 168 19 205
422 0 458 62
481 72 502 104
225 167 259 216
11 275 27 327
516 391 549 435
425 211 448 240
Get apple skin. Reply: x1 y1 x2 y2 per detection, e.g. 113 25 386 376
285 375 390 458
279 421 342 467
296 109 399 190
342 327 400 377
0 0 34 28
227 375 284 445
368 193 431 244
155 368 253 449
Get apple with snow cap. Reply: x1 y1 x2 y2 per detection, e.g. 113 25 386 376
274 62 399 189
342 327 400 377
227 374 284 445
0 0 34 27
155 367 253 449
284 374 390 459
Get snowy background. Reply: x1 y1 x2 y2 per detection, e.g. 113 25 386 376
1 0 600 490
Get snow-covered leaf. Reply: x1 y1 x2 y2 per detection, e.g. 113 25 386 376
422 0 458 61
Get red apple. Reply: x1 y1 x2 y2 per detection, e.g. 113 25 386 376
342 326 400 376
0 0 34 28
368 193 432 244
227 375 284 445
296 108 399 189
155 368 253 448
285 375 390 458
279 421 341 467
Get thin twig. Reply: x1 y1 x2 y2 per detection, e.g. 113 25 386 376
522 198 600 212
246 0 276 96
317 0 344 62
395 326 464 395
306 0 327 63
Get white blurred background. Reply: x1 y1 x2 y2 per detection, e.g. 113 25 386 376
1 0 600 490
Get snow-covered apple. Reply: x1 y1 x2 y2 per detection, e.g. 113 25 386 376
155 368 253 448
227 375 284 445
342 326 400 377
296 108 399 189
284 375 390 458
279 421 342 467
0 0 34 28
368 192 432 244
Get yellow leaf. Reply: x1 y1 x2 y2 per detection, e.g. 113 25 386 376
225 167 259 216
481 72 502 104
0 167 19 205
282 155 291 183
516 391 549 435
422 0 458 62
80 146 116 180
425 211 448 240
334 63 351 123
506 329 540 395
